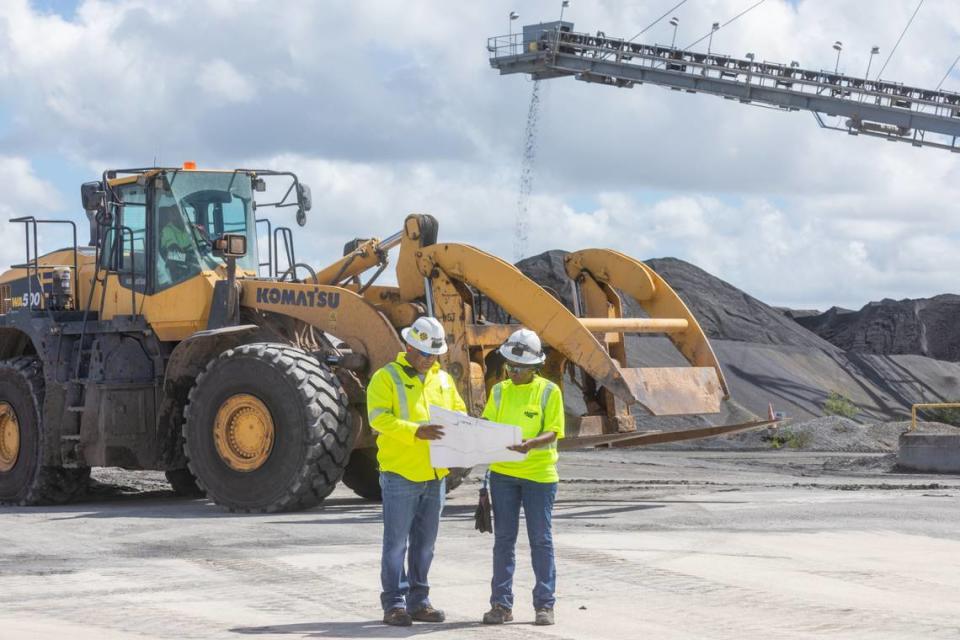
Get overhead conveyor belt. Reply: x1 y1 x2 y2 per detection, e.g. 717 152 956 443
489 21 960 151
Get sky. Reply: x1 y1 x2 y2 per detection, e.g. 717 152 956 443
1 0 959 311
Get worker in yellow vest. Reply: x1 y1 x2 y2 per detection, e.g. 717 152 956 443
481 328 563 627
366 316 466 627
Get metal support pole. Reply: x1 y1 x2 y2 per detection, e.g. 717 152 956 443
423 276 435 317
707 22 719 56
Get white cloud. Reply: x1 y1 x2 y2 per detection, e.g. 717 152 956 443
196 59 255 103
0 0 958 311
0 156 66 267
0 156 61 211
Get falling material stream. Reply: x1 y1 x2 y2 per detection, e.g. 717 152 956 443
515 79 542 262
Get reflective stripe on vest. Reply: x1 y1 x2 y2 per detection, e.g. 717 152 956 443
492 383 503 415
539 382 557 448
385 363 411 420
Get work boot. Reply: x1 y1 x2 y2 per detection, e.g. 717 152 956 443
383 608 412 627
409 605 445 623
534 608 555 626
482 604 513 624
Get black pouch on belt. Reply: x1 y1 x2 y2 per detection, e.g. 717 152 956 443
474 472 493 533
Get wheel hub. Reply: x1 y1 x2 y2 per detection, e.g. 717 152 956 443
213 394 275 472
0 402 21 473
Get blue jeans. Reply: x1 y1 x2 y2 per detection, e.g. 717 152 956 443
379 472 446 612
489 471 557 610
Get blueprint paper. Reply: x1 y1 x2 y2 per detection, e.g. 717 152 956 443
427 405 526 467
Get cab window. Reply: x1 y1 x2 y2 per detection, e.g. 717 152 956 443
166 171 257 273
155 190 203 291
102 183 148 292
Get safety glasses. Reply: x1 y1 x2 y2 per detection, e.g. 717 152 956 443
416 349 438 359
504 363 534 374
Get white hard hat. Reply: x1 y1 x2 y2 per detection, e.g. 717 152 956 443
499 328 545 366
401 316 448 355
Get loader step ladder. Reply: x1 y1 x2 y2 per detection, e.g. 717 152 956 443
489 22 960 151
60 339 94 466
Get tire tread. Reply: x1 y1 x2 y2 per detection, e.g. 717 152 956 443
0 357 89 506
183 343 350 513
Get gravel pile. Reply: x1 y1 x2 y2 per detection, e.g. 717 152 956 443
650 417 959 453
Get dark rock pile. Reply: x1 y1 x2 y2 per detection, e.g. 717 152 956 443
502 250 960 423
643 257 838 350
795 295 960 362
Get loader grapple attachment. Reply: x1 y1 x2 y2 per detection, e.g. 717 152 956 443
415 239 729 424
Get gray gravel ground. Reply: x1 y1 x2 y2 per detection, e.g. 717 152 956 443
1 448 959 639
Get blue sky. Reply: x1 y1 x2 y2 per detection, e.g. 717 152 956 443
30 0 80 18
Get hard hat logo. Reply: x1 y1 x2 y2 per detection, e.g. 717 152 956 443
499 328 546 366
402 317 448 355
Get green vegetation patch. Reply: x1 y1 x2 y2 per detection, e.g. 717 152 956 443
823 391 859 419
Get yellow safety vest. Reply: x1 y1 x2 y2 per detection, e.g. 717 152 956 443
161 224 193 251
483 375 564 483
367 352 467 482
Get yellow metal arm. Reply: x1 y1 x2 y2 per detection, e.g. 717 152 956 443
311 238 386 286
416 243 639 404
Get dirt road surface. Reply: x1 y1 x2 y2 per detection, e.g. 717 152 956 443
2 450 959 639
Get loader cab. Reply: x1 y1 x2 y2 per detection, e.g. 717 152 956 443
94 168 311 296
85 167 310 338
98 170 258 293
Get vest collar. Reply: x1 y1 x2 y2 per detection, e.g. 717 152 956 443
394 352 440 379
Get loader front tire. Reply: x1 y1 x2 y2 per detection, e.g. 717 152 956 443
183 343 350 513
0 357 89 505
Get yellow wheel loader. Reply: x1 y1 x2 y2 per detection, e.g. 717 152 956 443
0 165 760 512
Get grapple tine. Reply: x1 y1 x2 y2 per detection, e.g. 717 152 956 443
618 366 724 415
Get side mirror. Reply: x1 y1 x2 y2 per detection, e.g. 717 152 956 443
297 182 312 212
81 181 106 246
81 181 104 212
212 233 247 258
296 182 311 227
